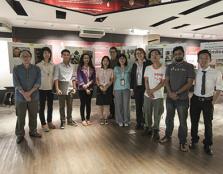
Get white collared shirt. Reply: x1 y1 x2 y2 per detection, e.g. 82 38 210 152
54 62 76 82
136 62 144 85
194 66 223 97
37 60 54 90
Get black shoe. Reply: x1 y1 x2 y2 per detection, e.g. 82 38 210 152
180 143 189 152
159 135 171 143
204 145 213 155
67 120 78 127
189 142 197 149
60 122 65 129
108 114 114 119
153 131 160 141
135 124 143 130
29 132 42 138
16 136 24 144
141 128 152 136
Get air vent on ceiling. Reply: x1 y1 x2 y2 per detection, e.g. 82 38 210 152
56 10 66 19
150 16 178 27
193 22 223 31
6 0 28 16
172 24 190 29
95 16 107 22
179 0 222 15
205 12 223 19
79 29 105 38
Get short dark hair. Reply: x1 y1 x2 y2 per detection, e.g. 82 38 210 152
109 47 118 53
148 49 161 59
41 47 52 62
101 56 111 69
20 50 32 57
117 54 128 67
173 46 184 55
198 49 211 61
61 49 70 55
134 48 146 60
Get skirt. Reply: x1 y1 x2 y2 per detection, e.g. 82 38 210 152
96 86 113 106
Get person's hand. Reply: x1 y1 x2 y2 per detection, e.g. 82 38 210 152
86 89 91 95
131 90 134 97
168 92 179 100
56 89 62 95
71 88 76 94
146 89 154 98
83 84 88 89
22 92 31 101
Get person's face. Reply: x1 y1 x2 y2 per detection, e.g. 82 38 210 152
13 48 21 57
110 49 117 59
150 51 160 64
198 53 211 69
102 58 109 68
119 56 126 65
21 51 31 64
83 55 90 65
43 50 51 62
62 51 70 62
136 50 144 62
173 50 184 62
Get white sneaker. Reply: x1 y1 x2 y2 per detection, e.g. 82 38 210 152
124 123 129 127
118 123 123 127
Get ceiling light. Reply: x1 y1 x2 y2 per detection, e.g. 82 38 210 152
129 29 148 35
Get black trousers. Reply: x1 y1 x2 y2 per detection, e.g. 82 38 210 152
134 86 145 126
39 90 54 125
79 90 93 121
190 95 214 146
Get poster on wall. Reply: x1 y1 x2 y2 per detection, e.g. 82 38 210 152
8 42 52 73
117 46 137 67
65 46 95 71
200 41 223 73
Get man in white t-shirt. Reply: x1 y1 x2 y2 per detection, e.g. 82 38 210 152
143 49 165 140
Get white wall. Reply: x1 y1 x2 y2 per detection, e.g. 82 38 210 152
0 38 13 87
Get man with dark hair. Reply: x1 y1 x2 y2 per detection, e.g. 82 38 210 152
13 50 42 144
160 46 195 152
189 49 223 155
54 49 77 129
108 46 119 119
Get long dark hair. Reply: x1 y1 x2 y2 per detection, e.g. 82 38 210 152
117 54 128 67
79 53 95 69
40 47 52 62
101 56 111 69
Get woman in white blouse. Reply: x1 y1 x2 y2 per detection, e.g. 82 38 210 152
37 47 56 132
96 56 114 125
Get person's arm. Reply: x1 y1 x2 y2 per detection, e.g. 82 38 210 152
77 66 85 88
13 66 24 93
53 65 62 95
175 65 195 95
175 78 194 95
151 79 165 92
130 64 135 90
213 71 223 104
28 66 41 95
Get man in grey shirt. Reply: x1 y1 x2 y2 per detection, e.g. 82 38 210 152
160 46 195 152
13 50 42 144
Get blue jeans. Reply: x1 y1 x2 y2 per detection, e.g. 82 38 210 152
165 98 189 144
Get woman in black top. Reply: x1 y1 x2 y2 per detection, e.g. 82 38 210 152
130 48 152 129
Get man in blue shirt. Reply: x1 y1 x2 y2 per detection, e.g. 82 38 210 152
13 50 42 144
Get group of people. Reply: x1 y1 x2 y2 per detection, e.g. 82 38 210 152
13 45 223 156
